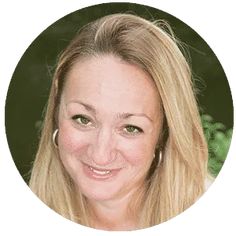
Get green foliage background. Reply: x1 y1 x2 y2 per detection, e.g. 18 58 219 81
201 115 233 176
5 3 233 182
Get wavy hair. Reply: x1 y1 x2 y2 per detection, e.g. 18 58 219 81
29 13 208 229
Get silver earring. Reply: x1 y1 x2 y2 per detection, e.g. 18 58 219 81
52 129 59 148
157 150 163 167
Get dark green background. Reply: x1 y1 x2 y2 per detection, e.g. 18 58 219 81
5 3 233 183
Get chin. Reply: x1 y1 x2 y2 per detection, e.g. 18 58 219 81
80 183 121 202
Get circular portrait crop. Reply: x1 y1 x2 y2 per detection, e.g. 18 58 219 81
5 2 233 231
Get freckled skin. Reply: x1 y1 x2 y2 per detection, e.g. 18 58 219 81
58 55 163 202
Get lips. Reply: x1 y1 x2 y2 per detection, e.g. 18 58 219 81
82 162 122 180
88 166 111 175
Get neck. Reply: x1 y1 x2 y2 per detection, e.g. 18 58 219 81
88 188 144 231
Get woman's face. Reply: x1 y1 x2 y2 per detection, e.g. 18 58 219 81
58 55 163 202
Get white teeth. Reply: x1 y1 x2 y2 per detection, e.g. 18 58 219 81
89 167 111 175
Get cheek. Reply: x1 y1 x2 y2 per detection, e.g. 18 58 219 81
57 122 89 157
118 138 155 167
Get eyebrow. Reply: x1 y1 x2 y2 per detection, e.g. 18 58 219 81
67 100 153 122
116 112 153 122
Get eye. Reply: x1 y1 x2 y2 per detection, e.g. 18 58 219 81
123 125 143 135
72 114 92 126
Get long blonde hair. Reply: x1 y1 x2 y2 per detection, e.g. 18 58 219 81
29 13 208 228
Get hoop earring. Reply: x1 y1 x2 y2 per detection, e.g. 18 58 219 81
157 150 163 167
52 129 59 148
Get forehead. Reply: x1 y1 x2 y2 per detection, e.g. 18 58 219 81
62 55 161 116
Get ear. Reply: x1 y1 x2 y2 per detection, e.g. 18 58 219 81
156 115 169 151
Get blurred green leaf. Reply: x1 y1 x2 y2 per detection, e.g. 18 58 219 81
201 114 233 177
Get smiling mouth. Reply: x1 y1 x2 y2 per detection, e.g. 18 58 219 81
89 166 111 175
82 162 122 180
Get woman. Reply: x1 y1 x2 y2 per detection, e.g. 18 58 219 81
29 13 208 230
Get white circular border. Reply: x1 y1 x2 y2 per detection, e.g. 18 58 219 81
0 1 235 236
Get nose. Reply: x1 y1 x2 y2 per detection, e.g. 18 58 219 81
88 127 117 166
